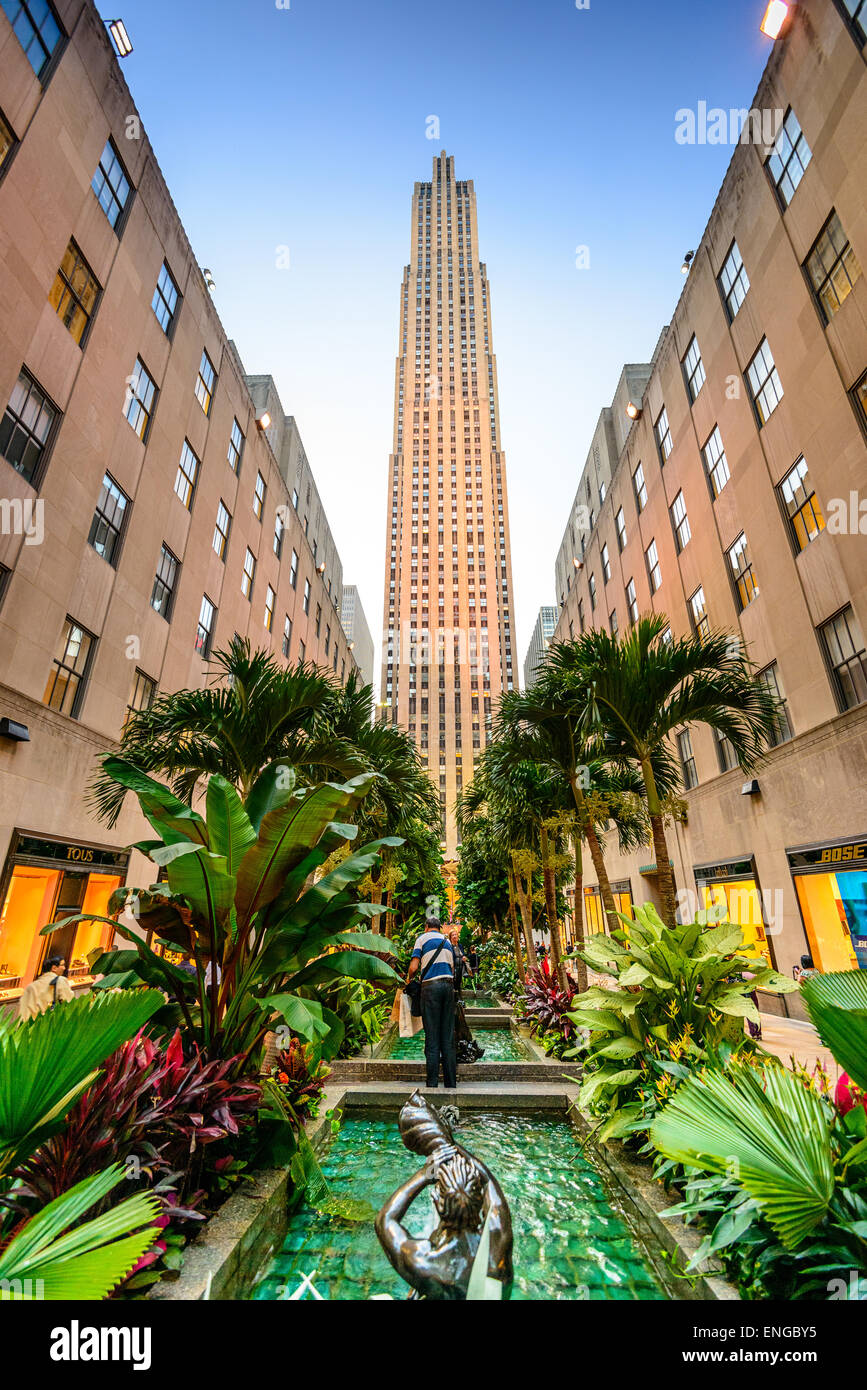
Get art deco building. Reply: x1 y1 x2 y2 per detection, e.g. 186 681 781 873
381 153 517 856
0 0 358 1010
552 0 867 1017
523 606 559 690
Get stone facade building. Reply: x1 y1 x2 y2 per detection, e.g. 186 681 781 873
0 0 357 1008
341 585 375 694
553 0 867 1014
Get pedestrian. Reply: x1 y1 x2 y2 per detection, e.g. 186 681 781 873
406 917 456 1089
448 927 473 995
17 954 75 1021
794 953 821 984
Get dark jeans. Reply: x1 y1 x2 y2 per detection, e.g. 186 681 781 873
421 977 456 1088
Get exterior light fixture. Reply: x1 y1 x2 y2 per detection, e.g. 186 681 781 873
681 250 695 275
256 412 272 431
741 779 761 796
106 19 133 57
317 563 326 574
202 268 216 294
626 401 641 421
0 718 30 742
572 558 583 571
760 1 790 38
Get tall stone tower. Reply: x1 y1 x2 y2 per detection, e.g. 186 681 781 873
381 152 517 857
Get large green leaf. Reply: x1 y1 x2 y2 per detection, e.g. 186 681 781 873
651 1063 835 1249
206 775 257 875
290 837 403 929
0 1164 160 1300
101 757 208 847
235 775 375 927
244 761 299 834
289 949 399 991
801 970 867 1091
0 990 163 1175
159 843 236 931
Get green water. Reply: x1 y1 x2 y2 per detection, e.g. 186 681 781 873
463 994 500 1007
385 1027 529 1062
253 1111 664 1301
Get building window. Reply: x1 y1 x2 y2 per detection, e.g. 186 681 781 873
325 624 331 656
282 615 292 658
601 543 611 584
227 418 245 474
0 563 10 609
0 107 16 174
195 595 216 657
746 339 784 426
91 139 131 230
615 507 627 551
273 511 284 557
660 626 672 646
577 598 585 634
0 368 57 483
852 370 867 437
174 440 199 510
151 544 178 619
779 457 825 552
195 350 216 416
654 408 673 463
589 573 597 610
757 663 793 746
690 586 710 640
837 0 866 43
728 533 758 610
303 578 311 615
718 241 750 321
253 472 266 521
702 426 730 498
127 669 156 722
670 491 691 552
315 603 322 638
43 618 94 718
289 549 299 588
609 609 618 637
299 640 306 663
264 585 275 632
4 0 63 79
804 211 862 323
626 579 638 625
767 108 812 208
152 262 180 335
49 240 100 346
715 729 739 774
682 338 706 404
821 606 867 711
242 548 256 600
633 462 647 511
645 539 661 593
124 358 157 442
213 501 231 560
677 730 698 790
88 473 129 566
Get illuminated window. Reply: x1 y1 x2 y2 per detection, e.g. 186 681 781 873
804 210 862 323
49 241 100 345
779 457 824 552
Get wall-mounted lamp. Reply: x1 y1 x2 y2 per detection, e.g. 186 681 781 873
760 1 790 38
256 412 272 431
202 268 216 294
0 718 30 743
626 401 642 421
741 779 761 796
317 563 326 575
572 558 583 571
681 250 695 275
106 19 133 57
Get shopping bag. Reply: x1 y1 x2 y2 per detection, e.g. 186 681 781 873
388 988 402 1025
399 990 424 1038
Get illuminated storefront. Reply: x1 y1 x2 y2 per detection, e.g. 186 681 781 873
0 832 128 1006
788 837 867 972
584 881 634 935
694 857 773 966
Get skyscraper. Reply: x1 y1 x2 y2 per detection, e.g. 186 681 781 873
381 153 517 857
523 606 558 690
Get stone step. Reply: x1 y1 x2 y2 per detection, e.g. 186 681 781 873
327 1058 575 1084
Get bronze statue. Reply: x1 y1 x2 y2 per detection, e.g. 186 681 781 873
375 1091 514 1299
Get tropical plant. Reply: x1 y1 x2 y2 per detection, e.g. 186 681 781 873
267 1037 330 1127
51 759 402 1071
567 902 797 1141
545 618 782 926
518 970 577 1055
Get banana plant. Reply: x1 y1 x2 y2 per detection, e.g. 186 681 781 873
45 758 402 1069
565 902 797 1140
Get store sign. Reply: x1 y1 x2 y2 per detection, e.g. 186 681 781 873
695 858 753 882
787 840 867 871
13 835 129 873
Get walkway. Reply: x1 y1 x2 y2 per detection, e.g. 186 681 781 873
759 1013 841 1082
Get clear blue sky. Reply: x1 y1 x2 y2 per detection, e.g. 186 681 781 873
98 0 774 685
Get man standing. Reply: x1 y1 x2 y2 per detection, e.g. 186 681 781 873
406 917 456 1089
17 955 74 1020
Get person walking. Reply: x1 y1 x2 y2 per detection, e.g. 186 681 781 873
448 927 474 995
406 917 456 1090
17 955 74 1021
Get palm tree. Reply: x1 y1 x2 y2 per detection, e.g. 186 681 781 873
547 616 781 927
457 768 540 976
91 638 357 827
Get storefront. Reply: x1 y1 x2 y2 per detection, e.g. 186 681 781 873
0 831 129 1006
583 880 634 935
693 856 773 966
788 836 867 972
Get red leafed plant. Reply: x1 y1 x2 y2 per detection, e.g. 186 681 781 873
519 969 578 1042
270 1036 330 1126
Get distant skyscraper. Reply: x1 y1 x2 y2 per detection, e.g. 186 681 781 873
381 152 517 855
341 586 375 693
523 606 558 689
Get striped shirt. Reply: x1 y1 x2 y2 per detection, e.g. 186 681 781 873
411 930 454 982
